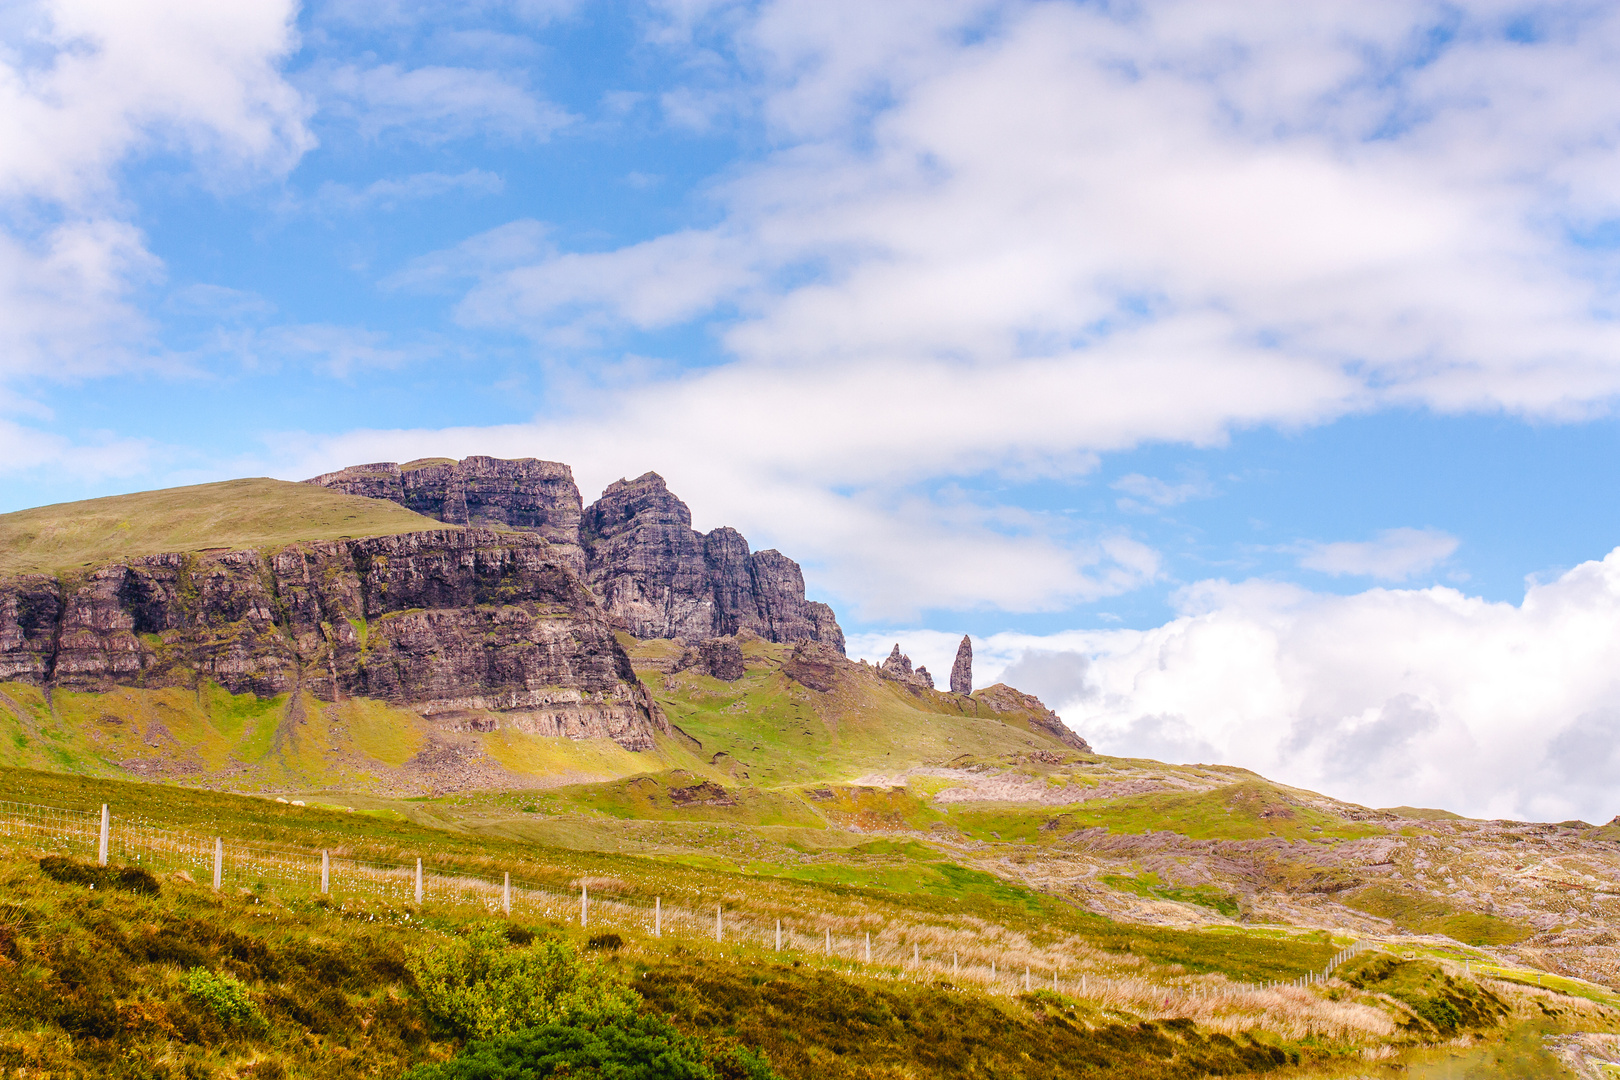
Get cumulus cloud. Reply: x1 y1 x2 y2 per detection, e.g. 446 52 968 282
458 0 1620 420
1298 528 1461 580
307 0 1620 616
0 0 310 386
947 554 1620 823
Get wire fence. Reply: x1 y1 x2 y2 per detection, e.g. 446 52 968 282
0 797 1370 1018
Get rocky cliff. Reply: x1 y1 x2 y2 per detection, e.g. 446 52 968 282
582 472 844 650
0 529 668 751
308 458 845 653
306 457 586 574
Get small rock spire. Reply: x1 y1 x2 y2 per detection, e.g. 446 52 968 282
950 634 973 695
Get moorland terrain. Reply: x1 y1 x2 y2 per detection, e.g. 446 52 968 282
1 457 1618 1079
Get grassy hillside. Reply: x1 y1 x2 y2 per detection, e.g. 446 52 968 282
0 477 446 577
2 766 1613 1079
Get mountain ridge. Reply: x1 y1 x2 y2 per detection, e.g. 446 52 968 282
306 456 846 653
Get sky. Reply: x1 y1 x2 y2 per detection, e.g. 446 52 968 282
6 0 1620 822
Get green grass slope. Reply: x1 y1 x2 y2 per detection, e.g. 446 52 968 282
0 477 447 577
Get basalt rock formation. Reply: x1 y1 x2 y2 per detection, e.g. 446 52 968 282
878 644 934 690
308 459 845 653
673 636 747 682
582 472 843 650
950 635 973 695
0 529 669 751
306 457 586 574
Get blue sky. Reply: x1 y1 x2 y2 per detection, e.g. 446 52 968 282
8 0 1620 818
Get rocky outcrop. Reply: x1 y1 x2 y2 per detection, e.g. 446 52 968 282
950 635 973 695
306 459 845 653
975 683 1092 752
0 529 669 751
307 457 586 575
582 472 844 650
672 636 747 682
878 644 934 690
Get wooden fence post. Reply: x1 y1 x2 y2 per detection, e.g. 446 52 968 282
321 850 329 894
715 906 722 943
655 897 661 938
212 837 222 891
503 872 510 916
415 858 423 905
98 805 109 866
581 884 588 928
775 919 781 951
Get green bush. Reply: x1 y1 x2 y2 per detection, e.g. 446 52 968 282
408 928 638 1040
183 966 264 1029
405 1016 741 1080
403 1013 724 1080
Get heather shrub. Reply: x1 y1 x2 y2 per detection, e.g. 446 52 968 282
183 966 264 1029
408 928 638 1039
402 1013 723 1080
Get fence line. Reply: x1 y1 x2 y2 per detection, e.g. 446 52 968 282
0 799 1367 1011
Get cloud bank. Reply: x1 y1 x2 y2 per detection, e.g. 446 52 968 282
283 0 1620 616
856 551 1620 824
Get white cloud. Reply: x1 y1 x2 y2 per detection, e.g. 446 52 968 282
1298 527 1461 580
928 554 1620 823
0 0 310 382
436 0 1620 427
327 0 1620 617
313 63 572 143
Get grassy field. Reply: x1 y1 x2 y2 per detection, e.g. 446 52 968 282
0 852 1349 1080
0 478 445 577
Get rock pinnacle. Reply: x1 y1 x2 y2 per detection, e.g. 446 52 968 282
950 635 973 695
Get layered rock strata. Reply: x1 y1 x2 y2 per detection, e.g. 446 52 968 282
0 529 669 751
308 458 845 653
950 635 973 695
878 644 934 690
582 472 844 650
307 457 586 574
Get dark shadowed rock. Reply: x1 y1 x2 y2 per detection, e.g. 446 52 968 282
950 634 973 695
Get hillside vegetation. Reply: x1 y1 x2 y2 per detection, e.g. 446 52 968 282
6 766 1612 1080
0 478 446 577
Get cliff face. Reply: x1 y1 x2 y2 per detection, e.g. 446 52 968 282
582 472 845 650
308 458 845 653
306 457 586 575
0 529 668 751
